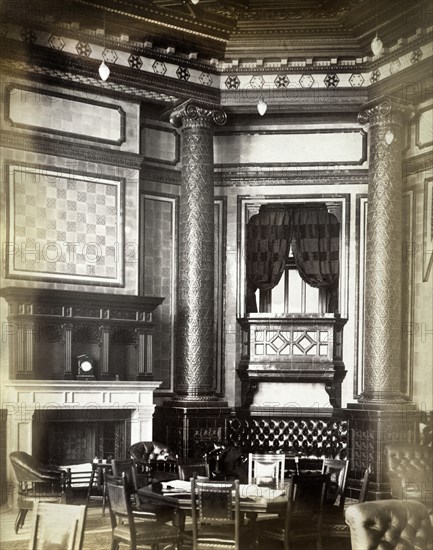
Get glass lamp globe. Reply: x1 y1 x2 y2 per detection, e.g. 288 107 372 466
99 60 110 81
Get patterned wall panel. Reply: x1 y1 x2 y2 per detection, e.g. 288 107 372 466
141 193 177 391
6 163 124 286
5 84 125 145
140 193 226 394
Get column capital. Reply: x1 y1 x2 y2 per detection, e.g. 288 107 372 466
170 99 227 130
358 96 414 127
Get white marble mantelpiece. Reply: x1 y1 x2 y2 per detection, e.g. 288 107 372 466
4 380 161 460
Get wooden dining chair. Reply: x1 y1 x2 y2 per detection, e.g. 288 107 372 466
178 459 210 481
248 453 286 489
105 473 180 550
190 478 253 550
321 466 371 541
110 461 174 524
29 502 86 550
321 458 349 509
259 473 329 550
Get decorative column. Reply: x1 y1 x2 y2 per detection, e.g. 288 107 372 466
358 96 409 404
341 97 420 498
154 100 230 457
170 100 227 402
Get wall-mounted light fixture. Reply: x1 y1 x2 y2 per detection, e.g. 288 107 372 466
384 129 394 145
99 13 110 81
257 97 267 116
371 33 384 56
99 60 110 81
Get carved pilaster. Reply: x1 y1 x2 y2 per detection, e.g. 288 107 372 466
357 97 413 404
63 323 73 380
99 326 110 380
136 327 153 380
170 100 227 402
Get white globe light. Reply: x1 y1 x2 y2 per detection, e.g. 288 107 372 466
384 130 394 145
99 60 110 81
191 0 200 4
257 98 267 116
371 34 383 56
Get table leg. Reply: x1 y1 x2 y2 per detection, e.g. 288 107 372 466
86 467 95 505
246 512 258 550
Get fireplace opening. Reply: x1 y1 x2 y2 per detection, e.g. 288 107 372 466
32 409 132 465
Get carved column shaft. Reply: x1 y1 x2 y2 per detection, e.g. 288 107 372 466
358 97 409 403
170 102 226 401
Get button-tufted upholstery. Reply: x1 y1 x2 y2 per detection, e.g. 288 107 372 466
385 445 432 507
228 416 348 458
345 499 433 550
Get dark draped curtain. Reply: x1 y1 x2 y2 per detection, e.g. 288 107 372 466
246 206 340 314
291 207 340 311
246 208 293 313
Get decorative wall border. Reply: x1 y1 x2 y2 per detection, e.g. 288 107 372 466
4 83 126 145
1 21 431 97
215 169 369 187
423 177 433 282
5 162 125 286
401 189 415 399
0 130 144 169
354 194 368 399
403 151 433 177
214 197 227 397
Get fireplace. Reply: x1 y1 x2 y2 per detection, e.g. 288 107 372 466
33 409 132 464
4 380 161 477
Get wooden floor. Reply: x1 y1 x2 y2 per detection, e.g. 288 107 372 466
0 501 349 549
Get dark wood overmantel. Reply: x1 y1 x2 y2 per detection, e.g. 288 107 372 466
0 286 164 381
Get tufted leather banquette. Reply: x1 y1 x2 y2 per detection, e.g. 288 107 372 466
228 415 348 458
385 444 432 508
345 499 433 550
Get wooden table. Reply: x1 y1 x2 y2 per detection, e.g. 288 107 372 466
138 482 288 533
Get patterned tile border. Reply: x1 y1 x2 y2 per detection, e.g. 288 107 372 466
1 22 432 93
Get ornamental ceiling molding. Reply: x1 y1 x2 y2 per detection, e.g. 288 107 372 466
0 23 431 110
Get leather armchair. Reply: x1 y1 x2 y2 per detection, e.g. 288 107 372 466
345 499 433 550
129 441 178 482
385 444 432 509
9 451 69 533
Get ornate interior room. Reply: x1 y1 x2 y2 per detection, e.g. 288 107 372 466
0 0 432 545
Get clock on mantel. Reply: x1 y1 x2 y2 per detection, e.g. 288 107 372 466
77 354 96 380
